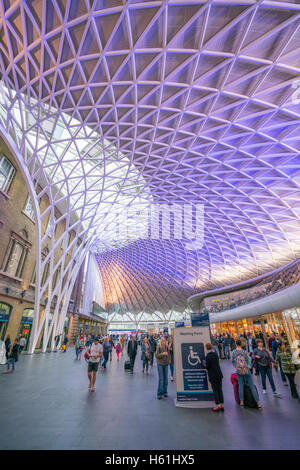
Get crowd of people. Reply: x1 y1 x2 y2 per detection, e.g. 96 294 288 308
199 261 300 315
2 327 299 413
74 332 174 397
206 330 300 412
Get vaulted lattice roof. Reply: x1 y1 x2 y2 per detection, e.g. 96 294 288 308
0 0 300 317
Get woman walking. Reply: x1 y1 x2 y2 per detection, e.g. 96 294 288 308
275 342 299 402
205 342 224 412
115 342 122 361
254 339 281 397
168 336 175 381
155 337 171 399
141 337 151 374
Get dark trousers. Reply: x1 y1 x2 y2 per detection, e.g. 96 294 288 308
143 357 149 372
285 373 299 398
150 351 154 365
103 350 109 368
258 365 276 392
129 353 136 371
210 379 224 405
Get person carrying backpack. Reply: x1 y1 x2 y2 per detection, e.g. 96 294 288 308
232 339 262 409
4 338 19 373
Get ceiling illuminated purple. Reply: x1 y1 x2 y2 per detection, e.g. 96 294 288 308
0 0 300 319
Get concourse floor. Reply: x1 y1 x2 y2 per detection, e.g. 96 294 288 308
0 348 300 450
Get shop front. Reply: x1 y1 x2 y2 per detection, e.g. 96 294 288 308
18 308 34 351
0 302 11 341
282 307 300 347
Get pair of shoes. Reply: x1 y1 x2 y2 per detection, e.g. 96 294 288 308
157 396 162 400
170 377 174 381
273 391 281 397
257 404 262 409
212 407 220 412
219 406 224 412
283 382 289 386
164 394 168 398
263 389 267 394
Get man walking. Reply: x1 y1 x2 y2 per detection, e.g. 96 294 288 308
87 337 103 392
127 335 138 374
19 336 26 353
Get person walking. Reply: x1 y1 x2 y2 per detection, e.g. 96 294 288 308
275 342 299 402
4 338 19 374
205 342 224 412
86 337 103 392
120 335 125 354
127 335 138 374
102 337 110 369
109 337 114 361
115 342 122 361
223 334 231 360
62 335 68 352
75 336 84 360
232 339 262 408
155 337 171 399
5 335 11 361
19 336 26 354
268 333 275 352
149 335 157 366
254 339 281 397
141 337 151 374
272 335 288 386
168 336 175 381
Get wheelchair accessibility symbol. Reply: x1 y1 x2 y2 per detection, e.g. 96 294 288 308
181 343 205 370
188 346 202 366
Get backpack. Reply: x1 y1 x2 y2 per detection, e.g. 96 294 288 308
235 352 249 375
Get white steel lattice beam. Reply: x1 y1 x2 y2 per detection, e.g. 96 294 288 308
0 1 299 333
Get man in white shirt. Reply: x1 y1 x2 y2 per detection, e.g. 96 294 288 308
19 336 26 353
87 338 103 392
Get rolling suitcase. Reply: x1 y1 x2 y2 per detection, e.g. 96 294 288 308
243 383 258 408
124 360 131 371
230 373 240 404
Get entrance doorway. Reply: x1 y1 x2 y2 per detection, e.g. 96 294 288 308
18 308 34 351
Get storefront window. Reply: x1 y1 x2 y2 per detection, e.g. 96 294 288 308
19 308 34 350
0 302 12 340
282 308 300 347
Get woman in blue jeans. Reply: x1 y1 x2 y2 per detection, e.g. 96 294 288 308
254 339 281 396
155 337 171 399
232 339 262 408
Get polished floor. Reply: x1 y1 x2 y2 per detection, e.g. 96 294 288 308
0 347 300 450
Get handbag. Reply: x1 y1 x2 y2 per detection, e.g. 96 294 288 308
84 349 90 360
